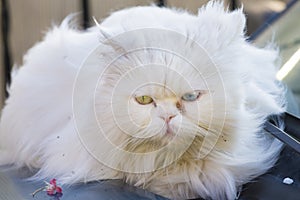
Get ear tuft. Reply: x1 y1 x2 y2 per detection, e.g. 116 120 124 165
197 1 246 43
198 0 225 13
230 8 247 36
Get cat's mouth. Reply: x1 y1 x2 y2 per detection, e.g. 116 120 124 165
165 125 173 135
164 123 177 137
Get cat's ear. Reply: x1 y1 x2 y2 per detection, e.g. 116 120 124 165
226 8 246 38
93 17 110 38
93 17 127 55
197 1 246 41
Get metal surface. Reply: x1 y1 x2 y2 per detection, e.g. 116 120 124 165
81 0 90 29
265 112 300 154
156 0 165 7
284 112 300 140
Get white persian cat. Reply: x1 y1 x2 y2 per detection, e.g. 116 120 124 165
0 2 285 200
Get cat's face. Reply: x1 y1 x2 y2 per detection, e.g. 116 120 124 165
121 65 211 142
95 53 228 154
76 28 243 172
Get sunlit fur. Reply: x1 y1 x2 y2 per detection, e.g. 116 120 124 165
0 2 285 200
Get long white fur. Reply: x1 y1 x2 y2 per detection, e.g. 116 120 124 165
0 2 285 200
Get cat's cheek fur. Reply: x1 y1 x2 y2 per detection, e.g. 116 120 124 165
128 100 153 128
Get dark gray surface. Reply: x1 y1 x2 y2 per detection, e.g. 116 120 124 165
2 146 300 200
238 145 300 200
0 169 168 200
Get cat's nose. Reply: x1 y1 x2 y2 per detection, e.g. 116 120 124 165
161 115 176 123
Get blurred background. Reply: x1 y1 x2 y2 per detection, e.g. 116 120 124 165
0 0 299 114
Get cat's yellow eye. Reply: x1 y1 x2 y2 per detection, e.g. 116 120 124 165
135 95 153 105
181 91 201 101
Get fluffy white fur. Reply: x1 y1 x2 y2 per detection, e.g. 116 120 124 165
0 2 285 200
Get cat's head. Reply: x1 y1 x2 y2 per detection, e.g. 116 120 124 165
89 27 243 173
73 2 283 173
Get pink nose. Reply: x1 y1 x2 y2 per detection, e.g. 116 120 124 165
161 115 176 123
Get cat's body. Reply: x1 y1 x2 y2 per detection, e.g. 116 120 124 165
0 2 285 200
